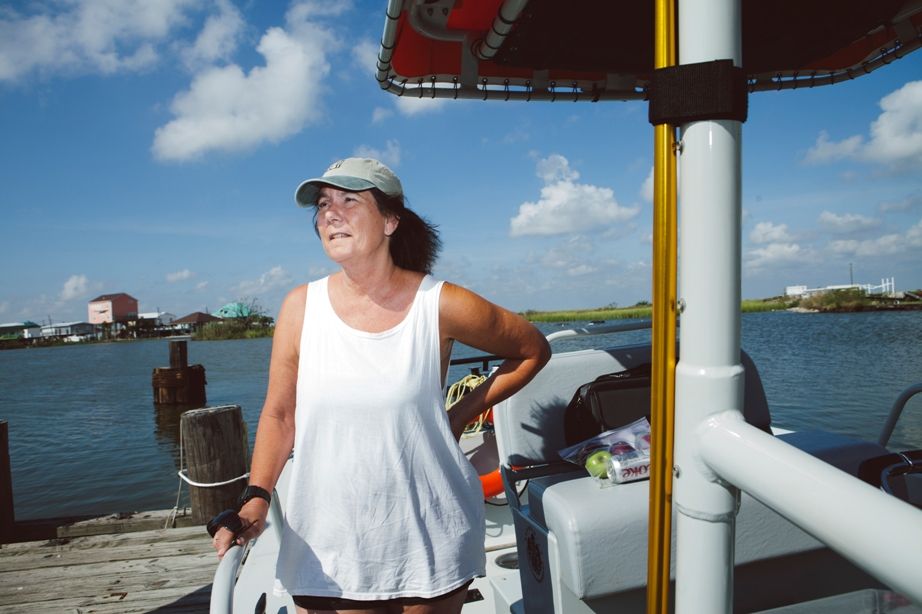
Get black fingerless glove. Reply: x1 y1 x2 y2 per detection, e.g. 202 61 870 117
206 509 243 538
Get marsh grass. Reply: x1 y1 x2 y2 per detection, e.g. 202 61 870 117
194 320 273 341
523 298 791 322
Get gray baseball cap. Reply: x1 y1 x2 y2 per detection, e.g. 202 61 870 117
295 157 403 207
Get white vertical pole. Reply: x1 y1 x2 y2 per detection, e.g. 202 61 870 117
673 0 743 612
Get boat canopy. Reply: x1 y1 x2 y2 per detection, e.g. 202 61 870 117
378 0 922 101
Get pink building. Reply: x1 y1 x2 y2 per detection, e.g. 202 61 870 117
88 293 139 324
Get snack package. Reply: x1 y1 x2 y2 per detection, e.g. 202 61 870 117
558 417 651 484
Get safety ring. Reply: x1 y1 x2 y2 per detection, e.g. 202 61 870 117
479 467 504 498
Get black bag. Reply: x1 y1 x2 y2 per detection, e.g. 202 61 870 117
563 363 652 445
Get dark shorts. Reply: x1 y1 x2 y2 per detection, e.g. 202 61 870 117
292 580 472 611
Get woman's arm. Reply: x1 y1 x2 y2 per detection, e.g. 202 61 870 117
440 282 551 439
213 284 305 557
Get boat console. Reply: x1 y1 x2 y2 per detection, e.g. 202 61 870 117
492 343 892 613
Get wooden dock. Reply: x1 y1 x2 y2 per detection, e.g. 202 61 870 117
0 512 217 613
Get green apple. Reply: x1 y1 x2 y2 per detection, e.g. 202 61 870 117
584 449 612 478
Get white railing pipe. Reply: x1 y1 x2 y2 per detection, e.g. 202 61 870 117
544 320 652 342
699 412 922 603
878 383 922 447
209 544 245 614
209 491 285 613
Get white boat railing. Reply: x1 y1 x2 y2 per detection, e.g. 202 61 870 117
544 320 652 342
698 412 922 603
209 489 285 614
878 383 922 447
209 544 245 614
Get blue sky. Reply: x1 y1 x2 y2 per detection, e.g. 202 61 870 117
1 1 921 325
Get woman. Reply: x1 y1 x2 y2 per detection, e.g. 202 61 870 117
211 157 550 613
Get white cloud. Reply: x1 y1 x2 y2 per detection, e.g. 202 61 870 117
540 236 593 270
166 269 194 283
235 266 292 296
879 191 922 213
354 140 401 168
567 264 597 276
0 0 196 81
196 281 209 290
640 167 654 203
536 154 578 183
804 81 922 171
510 155 639 237
286 0 353 20
351 38 378 76
749 221 793 244
371 107 393 123
152 8 337 161
829 235 903 257
828 218 922 257
180 0 243 70
909 219 922 246
804 130 863 164
745 243 807 272
862 80 922 169
818 211 879 233
60 274 89 301
395 95 447 116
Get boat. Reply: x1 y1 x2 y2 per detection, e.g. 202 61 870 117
210 1 922 612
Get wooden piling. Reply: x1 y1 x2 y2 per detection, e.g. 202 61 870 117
152 340 207 406
169 339 188 368
180 405 249 524
0 420 12 543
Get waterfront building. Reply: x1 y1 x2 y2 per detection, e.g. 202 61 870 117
88 293 139 324
172 311 222 333
40 321 96 340
0 322 40 339
785 278 896 298
212 302 253 319
138 312 176 327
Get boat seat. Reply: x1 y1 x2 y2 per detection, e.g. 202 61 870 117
494 343 771 469
493 343 885 613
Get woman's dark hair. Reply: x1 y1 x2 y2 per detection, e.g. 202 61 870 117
370 188 441 274
310 187 441 274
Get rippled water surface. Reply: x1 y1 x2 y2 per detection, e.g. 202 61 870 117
1 311 919 520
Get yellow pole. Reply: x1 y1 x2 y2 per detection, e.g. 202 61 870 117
647 0 677 612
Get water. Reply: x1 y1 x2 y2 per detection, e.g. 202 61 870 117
1 311 920 521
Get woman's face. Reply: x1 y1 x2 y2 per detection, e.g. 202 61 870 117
315 186 398 265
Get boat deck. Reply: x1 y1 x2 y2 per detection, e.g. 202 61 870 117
0 524 215 613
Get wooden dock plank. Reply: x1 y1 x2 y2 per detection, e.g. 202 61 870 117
10 508 197 543
0 523 220 613
0 551 214 599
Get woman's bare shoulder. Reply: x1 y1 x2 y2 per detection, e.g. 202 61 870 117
281 284 308 313
275 284 308 338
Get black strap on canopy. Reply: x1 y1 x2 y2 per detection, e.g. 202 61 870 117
648 59 748 126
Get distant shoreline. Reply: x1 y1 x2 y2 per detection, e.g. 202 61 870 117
2 294 920 349
520 296 922 323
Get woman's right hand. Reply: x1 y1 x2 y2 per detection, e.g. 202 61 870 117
212 499 270 559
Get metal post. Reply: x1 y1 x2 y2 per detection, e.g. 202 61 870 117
0 421 14 543
673 0 743 612
647 0 678 612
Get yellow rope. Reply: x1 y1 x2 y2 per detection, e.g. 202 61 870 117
445 373 490 435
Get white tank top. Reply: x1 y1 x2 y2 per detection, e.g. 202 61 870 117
273 275 486 600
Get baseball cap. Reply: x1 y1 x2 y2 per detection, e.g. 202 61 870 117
295 158 403 207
